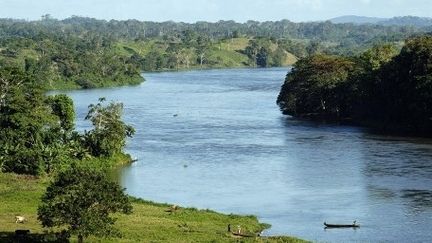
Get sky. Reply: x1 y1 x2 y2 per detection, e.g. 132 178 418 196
1 0 432 23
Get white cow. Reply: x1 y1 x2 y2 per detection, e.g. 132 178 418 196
15 216 26 223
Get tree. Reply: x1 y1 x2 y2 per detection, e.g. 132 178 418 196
256 46 270 67
306 40 324 56
359 44 398 71
84 98 135 157
277 35 432 134
196 35 211 68
375 36 432 129
277 54 355 118
352 44 399 119
46 94 75 134
38 165 132 243
244 40 260 67
0 67 57 174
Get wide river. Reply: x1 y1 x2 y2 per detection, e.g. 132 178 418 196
67 68 432 242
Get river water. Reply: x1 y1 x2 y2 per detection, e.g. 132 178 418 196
66 68 432 242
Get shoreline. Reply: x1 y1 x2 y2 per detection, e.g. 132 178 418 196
0 168 307 242
282 114 432 139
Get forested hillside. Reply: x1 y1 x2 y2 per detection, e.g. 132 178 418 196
1 16 430 89
277 35 432 135
330 15 432 27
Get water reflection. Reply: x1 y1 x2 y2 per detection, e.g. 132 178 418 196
402 190 432 212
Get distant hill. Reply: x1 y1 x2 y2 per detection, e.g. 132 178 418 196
380 16 432 27
330 15 388 25
330 15 432 27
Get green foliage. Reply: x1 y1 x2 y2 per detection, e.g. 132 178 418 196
0 67 134 175
37 165 132 242
84 98 135 157
0 29 143 90
374 36 432 128
0 67 56 174
0 68 78 175
1 16 424 75
277 55 355 118
243 38 297 67
359 44 399 71
46 94 75 133
277 34 432 134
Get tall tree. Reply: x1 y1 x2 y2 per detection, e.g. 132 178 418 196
377 36 432 128
84 98 135 157
277 54 355 118
38 165 132 243
0 67 55 174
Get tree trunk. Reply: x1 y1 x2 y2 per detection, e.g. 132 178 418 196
321 98 326 111
200 53 204 69
78 234 83 243
185 55 190 69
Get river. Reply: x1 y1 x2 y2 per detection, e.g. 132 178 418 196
66 67 432 242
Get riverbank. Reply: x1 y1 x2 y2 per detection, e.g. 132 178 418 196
0 172 306 242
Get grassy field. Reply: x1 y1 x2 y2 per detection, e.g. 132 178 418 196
0 173 307 242
115 37 297 71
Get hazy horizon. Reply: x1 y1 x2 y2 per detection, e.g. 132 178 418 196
1 0 432 23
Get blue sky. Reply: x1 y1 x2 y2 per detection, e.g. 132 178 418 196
1 0 432 22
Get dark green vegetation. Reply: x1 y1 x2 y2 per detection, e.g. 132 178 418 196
38 166 132 243
2 16 432 89
277 35 432 135
0 173 307 242
0 63 135 242
0 63 139 241
0 22 143 90
0 65 134 175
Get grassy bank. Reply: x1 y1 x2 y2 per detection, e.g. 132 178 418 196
115 37 297 71
0 173 306 242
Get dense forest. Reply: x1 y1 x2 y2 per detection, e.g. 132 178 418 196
1 16 431 89
0 65 135 175
277 35 432 135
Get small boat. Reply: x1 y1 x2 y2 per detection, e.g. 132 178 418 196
324 221 360 228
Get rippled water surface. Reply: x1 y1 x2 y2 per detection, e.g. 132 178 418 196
67 68 432 242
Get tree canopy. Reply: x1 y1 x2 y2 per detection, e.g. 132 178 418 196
0 63 135 175
84 98 135 157
38 165 132 243
277 35 432 135
1 16 429 85
277 54 355 118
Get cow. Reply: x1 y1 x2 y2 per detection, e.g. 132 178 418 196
15 216 26 223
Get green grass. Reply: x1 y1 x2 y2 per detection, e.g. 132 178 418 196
283 51 298 66
219 38 251 51
0 172 307 242
207 48 250 68
113 37 297 71
114 40 158 56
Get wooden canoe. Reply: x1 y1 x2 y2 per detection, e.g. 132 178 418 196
324 222 360 228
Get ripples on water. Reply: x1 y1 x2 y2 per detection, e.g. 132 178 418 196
66 68 432 242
